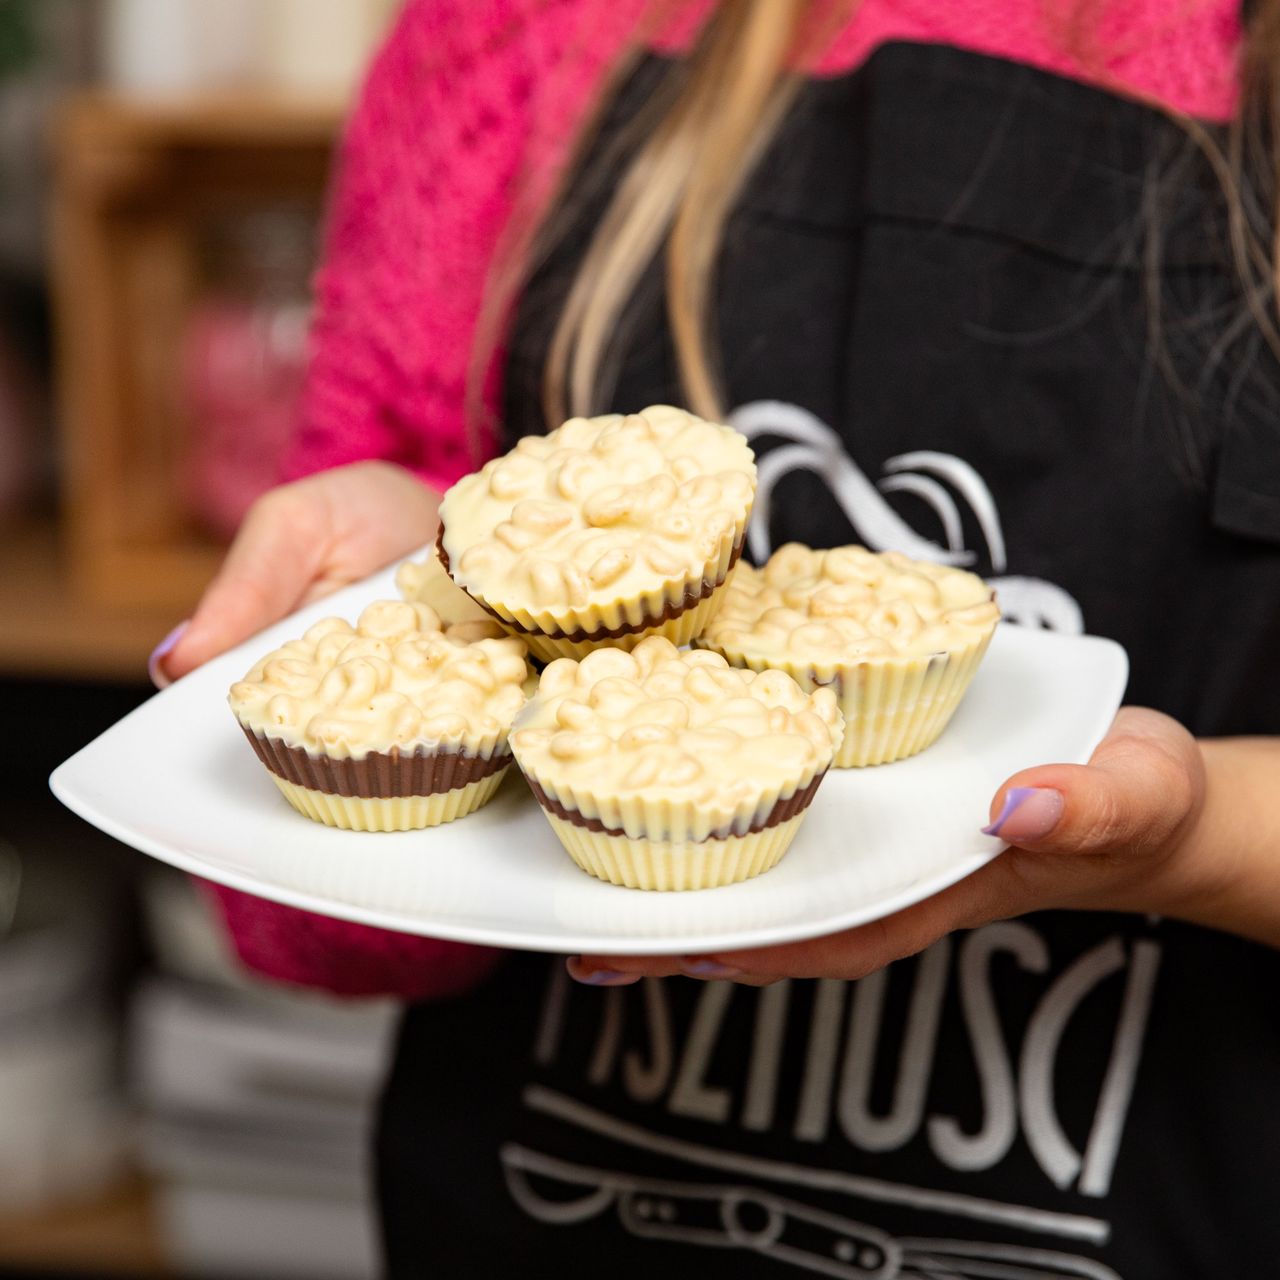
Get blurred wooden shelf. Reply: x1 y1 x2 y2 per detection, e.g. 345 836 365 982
51 90 334 621
0 1172 170 1276
60 89 347 149
0 519 206 683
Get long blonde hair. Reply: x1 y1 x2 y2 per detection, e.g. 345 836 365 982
475 0 1280 440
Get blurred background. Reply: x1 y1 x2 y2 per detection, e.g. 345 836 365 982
0 3 404 1276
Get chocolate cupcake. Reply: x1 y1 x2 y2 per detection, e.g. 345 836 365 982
510 637 843 890
696 543 999 766
436 405 756 662
229 600 530 831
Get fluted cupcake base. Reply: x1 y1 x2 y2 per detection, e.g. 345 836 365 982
543 811 805 890
832 633 995 767
268 769 508 832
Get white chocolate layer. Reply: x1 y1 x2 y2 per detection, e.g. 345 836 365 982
699 543 999 664
268 769 508 831
719 632 996 767
544 810 805 890
438 406 756 622
506 576 729 664
395 548 506 642
511 637 842 840
229 600 530 759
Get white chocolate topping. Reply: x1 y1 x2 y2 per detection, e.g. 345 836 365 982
511 637 842 824
700 543 999 663
438 406 756 615
395 546 507 643
229 600 530 758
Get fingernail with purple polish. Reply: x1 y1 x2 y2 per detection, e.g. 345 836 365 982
148 621 190 690
566 958 641 987
982 786 1065 842
681 958 741 980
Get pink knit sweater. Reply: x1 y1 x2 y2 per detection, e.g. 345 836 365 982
207 0 1241 1000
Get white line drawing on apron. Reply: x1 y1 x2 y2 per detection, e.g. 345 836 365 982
729 401 1084 634
523 1085 1109 1244
501 1143 1121 1280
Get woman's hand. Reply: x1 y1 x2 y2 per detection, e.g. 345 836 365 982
154 462 442 684
568 706 1267 987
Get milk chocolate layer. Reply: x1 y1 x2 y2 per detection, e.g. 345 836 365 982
436 526 743 643
524 771 826 841
243 728 510 799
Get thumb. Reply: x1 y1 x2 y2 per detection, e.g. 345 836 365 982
983 707 1202 856
160 493 326 682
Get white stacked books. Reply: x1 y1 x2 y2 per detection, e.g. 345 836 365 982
132 871 400 1279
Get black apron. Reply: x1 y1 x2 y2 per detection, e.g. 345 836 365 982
378 43 1280 1279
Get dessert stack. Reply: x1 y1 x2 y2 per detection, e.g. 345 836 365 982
228 405 999 887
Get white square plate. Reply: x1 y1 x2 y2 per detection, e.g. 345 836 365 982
51 555 1127 955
